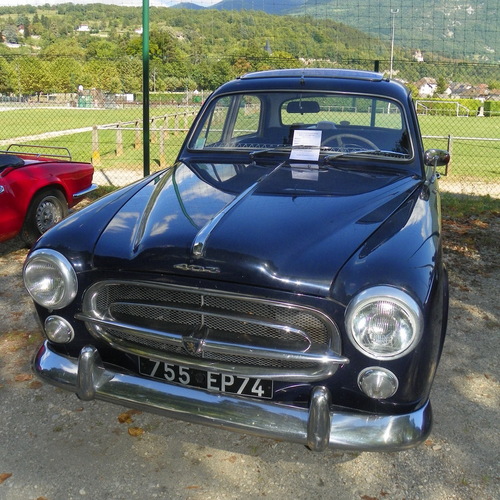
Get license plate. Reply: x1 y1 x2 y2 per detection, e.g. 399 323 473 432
139 357 273 399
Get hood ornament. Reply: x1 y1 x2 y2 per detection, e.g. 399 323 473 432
191 161 287 258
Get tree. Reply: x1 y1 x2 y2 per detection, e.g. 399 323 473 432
16 57 52 95
85 40 121 60
436 76 448 94
117 57 142 93
47 58 83 92
41 38 85 60
82 59 122 93
0 57 16 93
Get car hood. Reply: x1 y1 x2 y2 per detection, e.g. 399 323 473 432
93 160 421 296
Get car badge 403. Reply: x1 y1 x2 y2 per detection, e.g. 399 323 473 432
174 263 221 274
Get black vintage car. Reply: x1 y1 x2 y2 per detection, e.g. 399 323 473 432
24 69 450 451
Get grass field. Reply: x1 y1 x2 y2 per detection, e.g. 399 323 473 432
1 106 499 187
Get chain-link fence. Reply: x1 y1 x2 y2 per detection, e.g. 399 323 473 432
1 56 498 197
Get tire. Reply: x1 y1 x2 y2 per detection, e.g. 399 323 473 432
21 189 68 246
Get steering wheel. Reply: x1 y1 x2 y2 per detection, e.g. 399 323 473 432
333 133 379 150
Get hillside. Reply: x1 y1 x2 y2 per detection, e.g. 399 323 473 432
0 2 497 97
208 0 499 63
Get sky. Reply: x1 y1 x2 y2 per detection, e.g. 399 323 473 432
0 1 221 7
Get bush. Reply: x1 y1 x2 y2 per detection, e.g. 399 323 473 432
484 100 500 117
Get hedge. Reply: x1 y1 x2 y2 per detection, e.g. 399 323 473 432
484 100 500 117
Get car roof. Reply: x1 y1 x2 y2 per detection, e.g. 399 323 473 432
212 68 409 101
240 68 385 82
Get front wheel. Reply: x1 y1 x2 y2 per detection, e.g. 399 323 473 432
21 190 68 246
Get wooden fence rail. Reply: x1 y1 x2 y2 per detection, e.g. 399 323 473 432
91 111 198 167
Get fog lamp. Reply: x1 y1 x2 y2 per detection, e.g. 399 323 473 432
44 315 74 343
358 367 398 399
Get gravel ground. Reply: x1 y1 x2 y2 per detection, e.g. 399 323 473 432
0 213 498 500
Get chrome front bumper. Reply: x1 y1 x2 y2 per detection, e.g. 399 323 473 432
34 341 432 452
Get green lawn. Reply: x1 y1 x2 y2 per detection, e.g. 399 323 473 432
419 116 500 180
0 106 196 140
1 107 499 183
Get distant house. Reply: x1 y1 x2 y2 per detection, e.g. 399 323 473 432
449 82 489 99
415 77 438 97
488 89 500 101
448 82 472 98
413 50 424 62
77 24 91 32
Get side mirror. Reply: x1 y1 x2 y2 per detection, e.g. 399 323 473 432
424 149 450 167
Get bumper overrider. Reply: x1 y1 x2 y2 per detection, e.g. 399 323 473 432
34 341 432 452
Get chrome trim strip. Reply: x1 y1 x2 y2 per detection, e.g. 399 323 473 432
34 342 433 452
72 183 98 200
79 280 344 381
110 300 312 341
191 160 287 258
74 313 349 381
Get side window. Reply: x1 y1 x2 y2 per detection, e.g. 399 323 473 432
231 96 262 140
190 95 262 149
191 97 231 149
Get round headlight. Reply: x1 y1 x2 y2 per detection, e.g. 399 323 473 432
23 249 77 309
346 286 422 359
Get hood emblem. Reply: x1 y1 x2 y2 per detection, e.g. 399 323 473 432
174 263 220 274
183 337 204 355
183 327 208 355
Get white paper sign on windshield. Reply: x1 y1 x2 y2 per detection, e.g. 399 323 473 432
289 129 322 162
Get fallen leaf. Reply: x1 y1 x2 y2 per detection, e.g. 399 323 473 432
361 496 378 500
118 409 141 424
186 486 201 490
127 426 144 437
29 381 43 389
14 373 33 382
0 473 12 484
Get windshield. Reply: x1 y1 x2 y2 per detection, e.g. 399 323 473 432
189 91 413 159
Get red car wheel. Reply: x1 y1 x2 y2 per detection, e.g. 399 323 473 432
21 190 68 246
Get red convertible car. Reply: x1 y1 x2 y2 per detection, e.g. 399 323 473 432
0 144 96 246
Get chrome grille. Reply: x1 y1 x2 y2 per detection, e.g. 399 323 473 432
78 280 346 381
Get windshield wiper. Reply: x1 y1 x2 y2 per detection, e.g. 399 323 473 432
249 147 291 160
324 149 409 163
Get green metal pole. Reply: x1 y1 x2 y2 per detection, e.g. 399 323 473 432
142 0 150 177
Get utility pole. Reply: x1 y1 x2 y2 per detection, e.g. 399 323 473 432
390 9 399 79
142 0 150 177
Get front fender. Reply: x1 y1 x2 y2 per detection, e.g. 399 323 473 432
332 185 447 403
